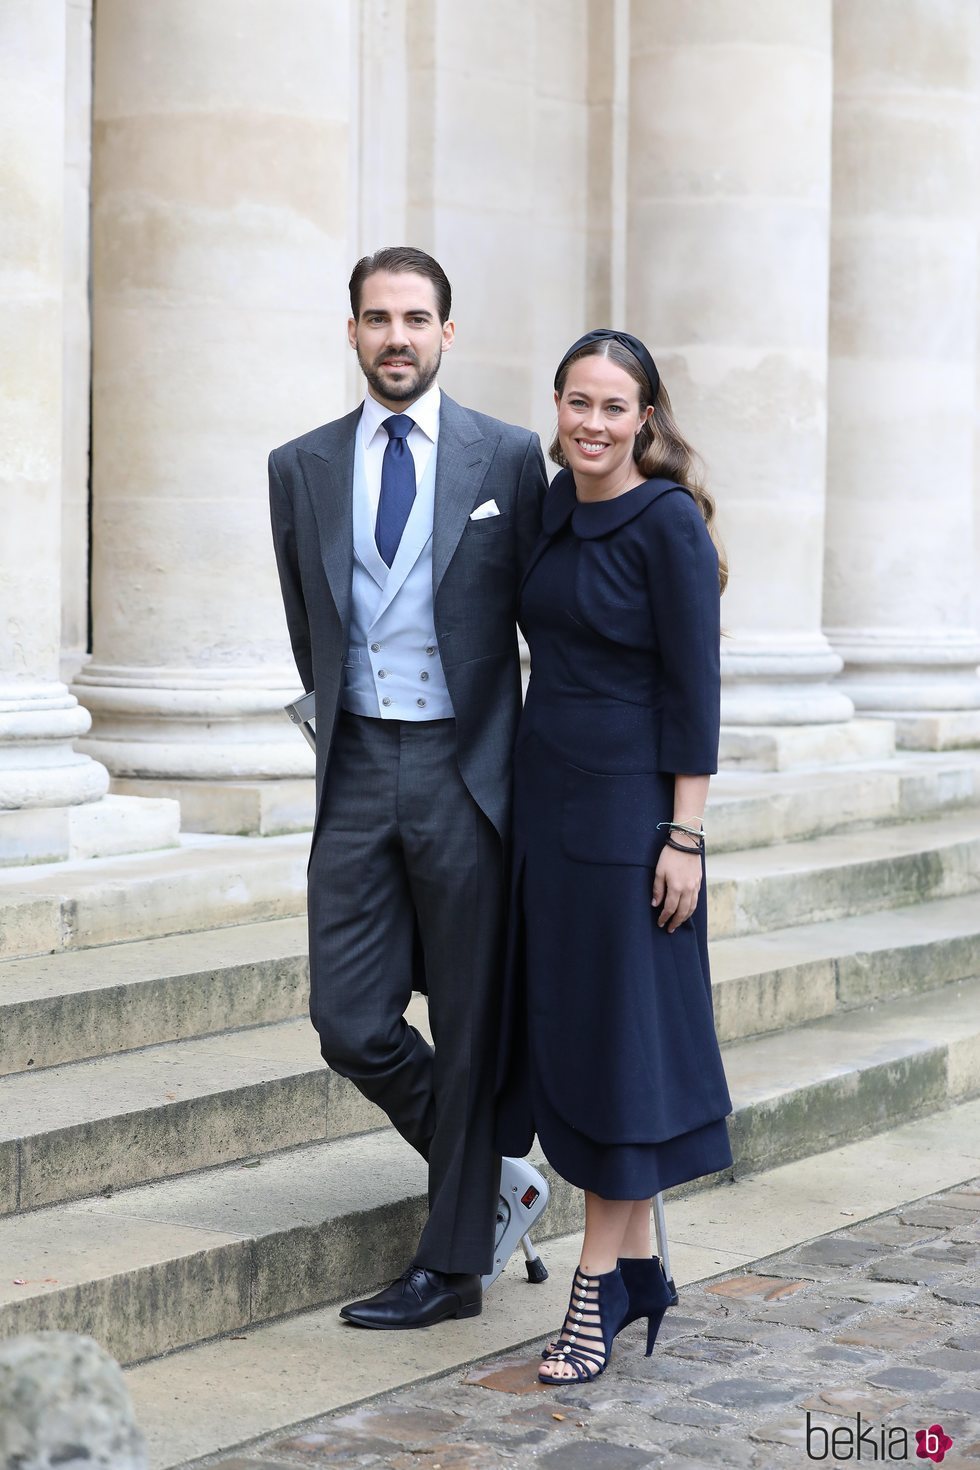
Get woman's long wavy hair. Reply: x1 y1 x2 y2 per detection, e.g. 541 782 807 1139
551 340 728 593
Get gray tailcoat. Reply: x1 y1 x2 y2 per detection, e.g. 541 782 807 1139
269 393 548 851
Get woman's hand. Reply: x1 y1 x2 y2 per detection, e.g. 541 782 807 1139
652 838 703 932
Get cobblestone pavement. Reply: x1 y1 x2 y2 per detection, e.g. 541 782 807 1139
196 1179 979 1470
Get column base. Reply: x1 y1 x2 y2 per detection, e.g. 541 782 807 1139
111 777 315 836
863 710 980 753
0 794 180 866
719 718 896 772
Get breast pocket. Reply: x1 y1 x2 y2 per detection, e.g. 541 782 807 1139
466 513 511 537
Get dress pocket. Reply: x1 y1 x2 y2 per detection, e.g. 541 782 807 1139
561 766 670 867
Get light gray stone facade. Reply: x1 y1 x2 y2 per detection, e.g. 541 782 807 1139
1 0 978 857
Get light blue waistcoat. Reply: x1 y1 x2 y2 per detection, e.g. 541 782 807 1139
341 430 453 721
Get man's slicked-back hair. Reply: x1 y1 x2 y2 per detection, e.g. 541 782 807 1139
349 246 452 324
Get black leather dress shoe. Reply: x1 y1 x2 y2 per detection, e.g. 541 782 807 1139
339 1267 483 1329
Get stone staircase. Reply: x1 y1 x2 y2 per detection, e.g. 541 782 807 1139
1 743 979 1398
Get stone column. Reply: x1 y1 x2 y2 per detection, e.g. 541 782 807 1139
403 0 590 449
0 0 110 861
61 0 93 687
626 1 862 768
824 0 980 748
75 0 352 833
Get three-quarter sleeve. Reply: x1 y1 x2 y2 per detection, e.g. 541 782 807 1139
643 491 721 774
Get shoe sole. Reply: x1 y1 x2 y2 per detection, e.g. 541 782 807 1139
339 1302 482 1329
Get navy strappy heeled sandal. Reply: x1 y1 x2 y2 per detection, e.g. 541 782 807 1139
538 1265 628 1385
541 1253 674 1360
617 1254 674 1355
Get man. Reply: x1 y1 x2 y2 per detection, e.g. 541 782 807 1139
269 246 549 1328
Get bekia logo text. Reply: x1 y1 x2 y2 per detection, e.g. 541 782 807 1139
806 1412 953 1462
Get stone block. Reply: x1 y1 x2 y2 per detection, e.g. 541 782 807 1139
892 711 980 751
866 1365 946 1392
718 719 894 772
112 777 315 835
0 893 63 961
933 1284 980 1309
463 1357 549 1395
901 1204 978 1229
67 793 180 858
868 1256 960 1287
0 1332 147 1468
691 1377 800 1411
704 1274 807 1302
538 1444 654 1470
802 1386 908 1418
836 1317 941 1352
0 1143 18 1214
792 1237 883 1268
0 807 71 865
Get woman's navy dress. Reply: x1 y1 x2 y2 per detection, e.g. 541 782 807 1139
494 469 733 1199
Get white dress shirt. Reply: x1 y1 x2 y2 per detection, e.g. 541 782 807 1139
358 382 441 522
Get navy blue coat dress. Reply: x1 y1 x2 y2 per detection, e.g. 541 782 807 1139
494 469 733 1198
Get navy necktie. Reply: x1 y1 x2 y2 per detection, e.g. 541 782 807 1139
375 414 416 566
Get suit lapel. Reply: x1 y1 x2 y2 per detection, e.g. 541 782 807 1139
296 407 360 635
432 394 495 594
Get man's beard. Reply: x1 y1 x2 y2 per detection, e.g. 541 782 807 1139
358 345 442 404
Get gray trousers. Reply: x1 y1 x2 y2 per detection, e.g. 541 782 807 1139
308 711 505 1275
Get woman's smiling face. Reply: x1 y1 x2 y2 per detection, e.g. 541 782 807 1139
555 354 652 491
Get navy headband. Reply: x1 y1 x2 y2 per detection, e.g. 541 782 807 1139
554 329 660 406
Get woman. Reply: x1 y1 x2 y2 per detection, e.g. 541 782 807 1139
494 329 733 1385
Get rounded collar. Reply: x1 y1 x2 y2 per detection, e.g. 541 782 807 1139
542 468 692 540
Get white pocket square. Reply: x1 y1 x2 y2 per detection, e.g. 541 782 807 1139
470 499 500 521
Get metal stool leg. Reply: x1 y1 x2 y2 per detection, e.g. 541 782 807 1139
653 1191 679 1305
520 1232 548 1284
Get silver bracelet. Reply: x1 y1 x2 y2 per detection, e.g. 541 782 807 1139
656 820 705 840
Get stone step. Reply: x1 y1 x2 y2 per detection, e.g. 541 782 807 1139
708 747 980 852
0 917 309 1076
4 893 977 1212
0 1016 384 1214
3 809 978 1065
710 890 980 1042
0 832 308 961
723 975 980 1175
708 807 980 938
2 975 977 1367
1 770 978 963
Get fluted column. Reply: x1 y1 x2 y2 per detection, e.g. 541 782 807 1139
0 0 109 854
824 0 980 748
75 0 352 831
60 0 93 686
403 0 590 449
627 1 857 758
